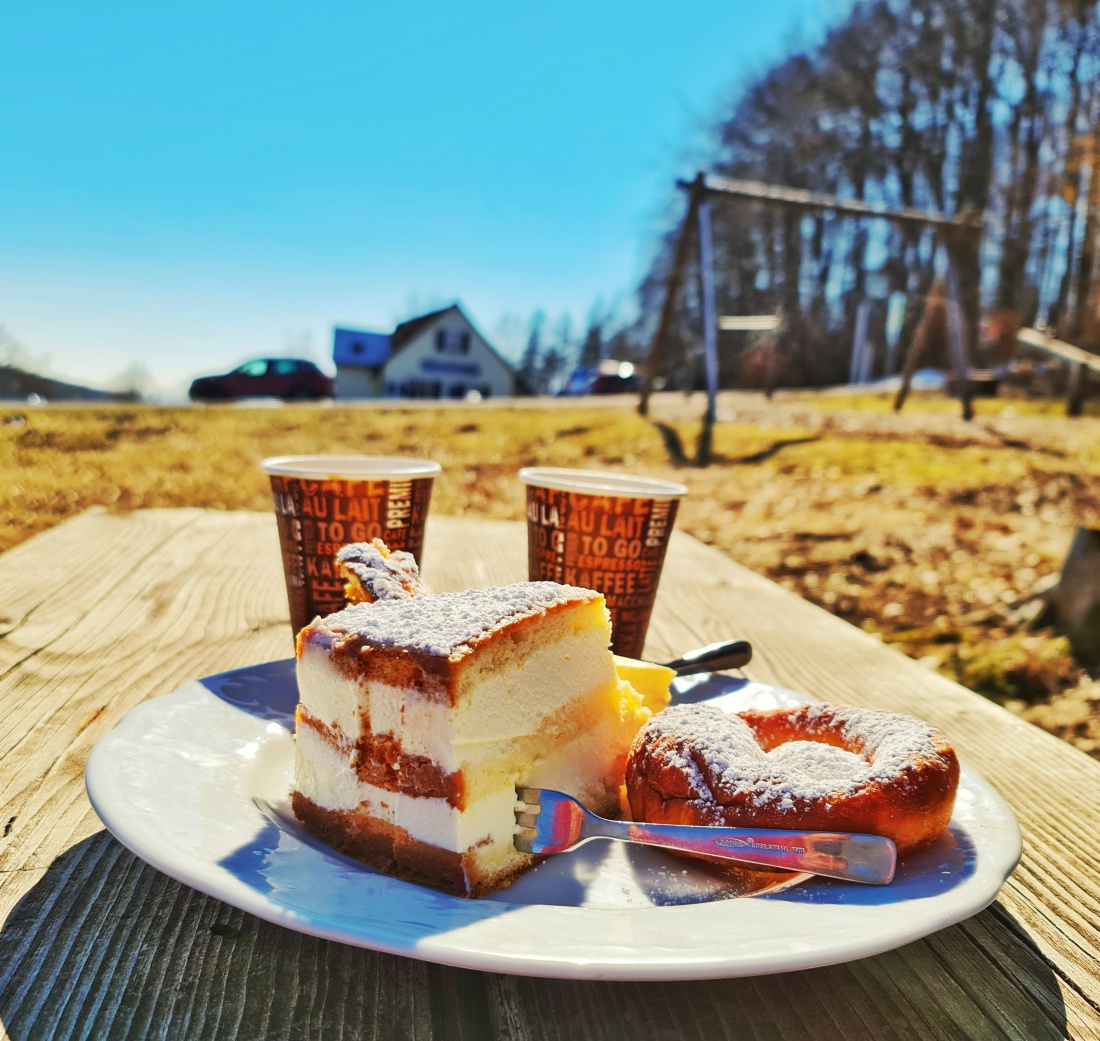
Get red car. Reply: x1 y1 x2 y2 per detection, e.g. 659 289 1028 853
189 358 334 401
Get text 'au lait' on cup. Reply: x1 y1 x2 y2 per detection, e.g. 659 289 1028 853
261 455 442 638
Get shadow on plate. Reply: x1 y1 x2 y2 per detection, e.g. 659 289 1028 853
238 794 804 911
670 672 807 711
201 658 298 725
616 844 808 906
216 801 518 937
761 823 977 905
487 840 808 908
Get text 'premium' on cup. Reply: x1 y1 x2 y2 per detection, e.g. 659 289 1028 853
261 455 441 638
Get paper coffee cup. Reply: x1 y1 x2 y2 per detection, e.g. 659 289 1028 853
261 455 441 637
518 467 688 659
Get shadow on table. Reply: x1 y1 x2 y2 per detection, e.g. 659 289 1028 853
0 833 1069 1040
0 829 494 1040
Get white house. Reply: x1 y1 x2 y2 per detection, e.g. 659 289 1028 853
334 304 515 400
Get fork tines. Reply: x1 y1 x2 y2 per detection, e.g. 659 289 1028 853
513 785 542 854
515 785 542 805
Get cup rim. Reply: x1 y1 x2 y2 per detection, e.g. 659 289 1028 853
261 455 442 479
518 467 687 499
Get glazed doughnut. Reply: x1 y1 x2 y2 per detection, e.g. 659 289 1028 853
626 702 959 855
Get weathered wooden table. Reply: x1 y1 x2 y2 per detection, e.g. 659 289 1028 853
2 508 1098 1040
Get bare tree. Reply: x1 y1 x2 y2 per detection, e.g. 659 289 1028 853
637 0 1100 388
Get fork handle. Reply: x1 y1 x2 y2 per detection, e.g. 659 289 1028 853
587 818 896 885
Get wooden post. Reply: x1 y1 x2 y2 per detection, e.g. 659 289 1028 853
944 252 974 421
884 292 906 373
894 279 947 413
695 197 719 466
764 321 780 400
639 173 703 416
849 300 872 385
1068 361 1087 417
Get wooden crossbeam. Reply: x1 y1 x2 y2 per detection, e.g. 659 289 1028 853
679 174 981 234
718 315 781 331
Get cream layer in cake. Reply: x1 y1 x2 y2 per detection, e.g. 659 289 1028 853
292 581 647 896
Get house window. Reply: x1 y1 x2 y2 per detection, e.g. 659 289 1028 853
435 328 472 355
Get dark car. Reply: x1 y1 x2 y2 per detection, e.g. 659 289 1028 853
189 358 334 401
556 367 599 397
590 371 643 394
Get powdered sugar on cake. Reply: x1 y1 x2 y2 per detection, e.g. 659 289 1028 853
639 702 945 812
310 582 599 657
337 541 427 602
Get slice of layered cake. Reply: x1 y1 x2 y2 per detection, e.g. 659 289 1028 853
292 581 649 896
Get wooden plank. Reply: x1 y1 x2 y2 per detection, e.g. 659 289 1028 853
0 510 293 878
688 174 982 235
1017 327 1100 375
1 509 1098 1039
717 316 781 332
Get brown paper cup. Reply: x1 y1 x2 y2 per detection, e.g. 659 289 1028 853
261 455 441 638
518 467 687 659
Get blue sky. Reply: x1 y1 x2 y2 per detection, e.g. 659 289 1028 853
1 0 828 396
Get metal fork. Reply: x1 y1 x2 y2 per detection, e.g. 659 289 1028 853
514 787 897 885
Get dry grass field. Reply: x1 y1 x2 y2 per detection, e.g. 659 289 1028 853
3 389 1100 756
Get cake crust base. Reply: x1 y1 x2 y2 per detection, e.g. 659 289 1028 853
291 792 536 898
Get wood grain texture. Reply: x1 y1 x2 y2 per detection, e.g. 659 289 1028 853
1 508 1098 1040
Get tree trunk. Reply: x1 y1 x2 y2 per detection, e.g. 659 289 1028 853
1051 15 1089 327
1048 526 1100 666
1071 133 1100 345
953 0 998 365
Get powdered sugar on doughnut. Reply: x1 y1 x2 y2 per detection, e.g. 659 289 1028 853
636 702 948 813
766 741 868 783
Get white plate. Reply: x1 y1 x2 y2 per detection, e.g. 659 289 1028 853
85 660 1022 980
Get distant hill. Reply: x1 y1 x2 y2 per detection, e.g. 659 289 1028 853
0 365 120 403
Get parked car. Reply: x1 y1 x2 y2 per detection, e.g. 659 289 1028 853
556 367 600 397
189 358 334 401
590 371 643 394
557 361 643 396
